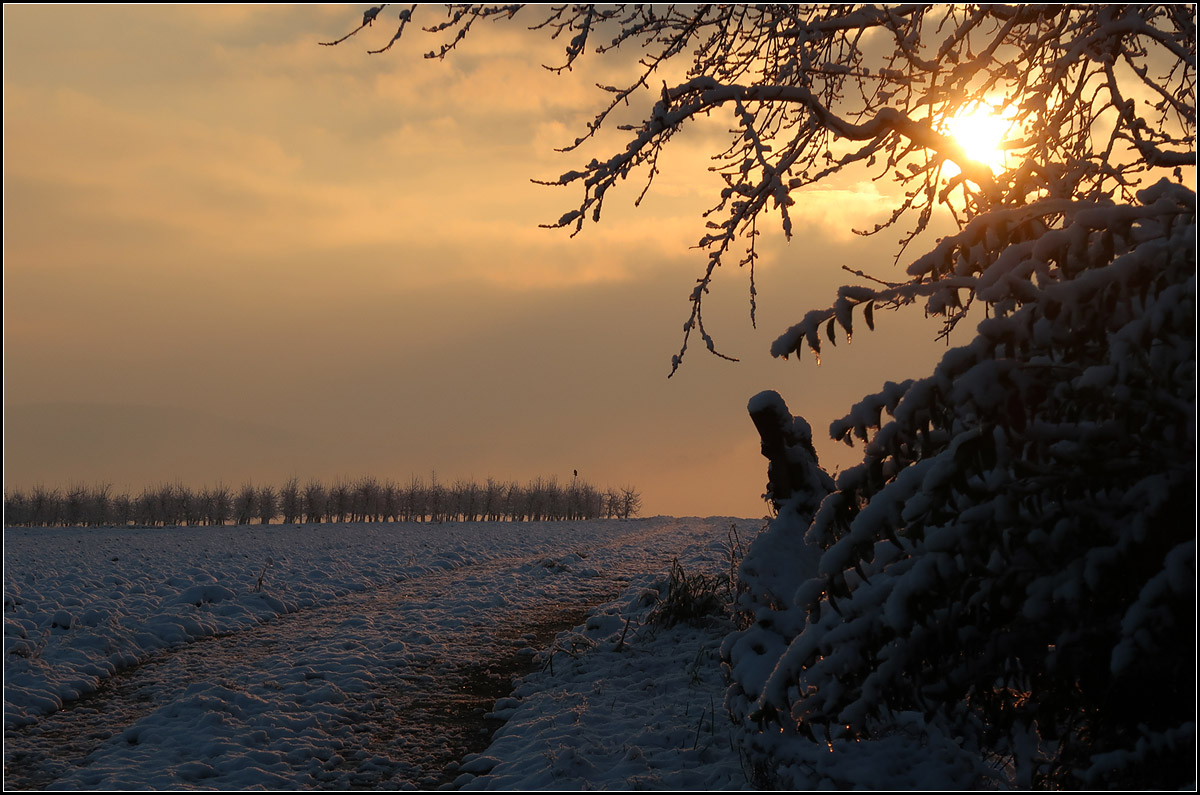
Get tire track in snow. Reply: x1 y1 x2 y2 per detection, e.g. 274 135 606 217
3 544 634 789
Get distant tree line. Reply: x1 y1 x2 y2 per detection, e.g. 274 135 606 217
3 475 642 528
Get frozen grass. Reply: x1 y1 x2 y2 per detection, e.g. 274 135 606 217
646 557 730 628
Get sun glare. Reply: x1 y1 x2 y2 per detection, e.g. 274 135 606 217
942 102 1015 177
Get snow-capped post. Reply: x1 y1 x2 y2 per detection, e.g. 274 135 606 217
324 5 1195 788
725 391 834 756
747 390 830 517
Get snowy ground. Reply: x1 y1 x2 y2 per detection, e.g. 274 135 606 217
4 517 760 789
450 608 746 790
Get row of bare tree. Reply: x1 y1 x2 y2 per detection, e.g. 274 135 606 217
3 475 642 528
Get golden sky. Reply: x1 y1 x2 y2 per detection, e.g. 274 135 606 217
4 5 962 517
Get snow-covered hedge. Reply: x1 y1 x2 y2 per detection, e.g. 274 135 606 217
726 184 1196 788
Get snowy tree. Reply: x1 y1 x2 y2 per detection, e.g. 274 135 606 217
334 6 1194 785
327 480 352 523
111 492 134 528
603 487 622 520
30 485 61 527
133 487 156 528
427 472 447 522
257 485 278 525
4 489 31 527
233 483 258 527
451 478 481 521
303 480 328 524
81 483 113 527
209 484 233 527
279 477 302 525
195 486 217 526
619 485 643 521
483 477 506 522
351 476 381 522
172 483 199 527
381 479 402 522
93 484 115 527
63 485 88 527
507 480 529 522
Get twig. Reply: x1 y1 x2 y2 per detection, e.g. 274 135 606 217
613 615 634 652
693 701 710 750
841 264 903 288
253 559 272 593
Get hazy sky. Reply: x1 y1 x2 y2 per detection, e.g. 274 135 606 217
4 5 966 517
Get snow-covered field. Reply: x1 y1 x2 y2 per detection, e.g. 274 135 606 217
4 517 758 789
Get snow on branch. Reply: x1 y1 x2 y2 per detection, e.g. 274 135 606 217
324 4 1194 374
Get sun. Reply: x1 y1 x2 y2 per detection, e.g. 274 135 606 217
942 102 1014 176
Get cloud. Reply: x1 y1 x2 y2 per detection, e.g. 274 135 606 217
5 22 710 294
787 184 898 241
4 5 976 518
